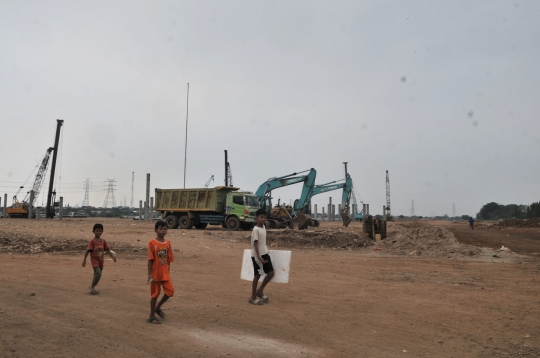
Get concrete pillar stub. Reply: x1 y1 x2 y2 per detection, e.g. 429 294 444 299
59 197 63 220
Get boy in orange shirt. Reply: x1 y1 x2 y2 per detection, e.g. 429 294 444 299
147 220 174 324
82 223 116 295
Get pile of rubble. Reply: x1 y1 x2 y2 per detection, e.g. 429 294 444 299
496 218 540 228
247 228 370 250
381 226 481 258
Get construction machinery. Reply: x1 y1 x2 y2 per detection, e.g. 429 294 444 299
291 174 355 227
155 186 259 230
7 148 54 218
204 175 214 188
351 185 364 221
255 169 316 230
385 170 393 221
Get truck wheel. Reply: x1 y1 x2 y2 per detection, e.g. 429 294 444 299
241 223 254 231
179 215 193 229
226 216 240 231
165 215 179 229
195 223 208 229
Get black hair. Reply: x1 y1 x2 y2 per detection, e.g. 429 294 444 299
155 220 168 230
256 209 267 217
93 223 104 232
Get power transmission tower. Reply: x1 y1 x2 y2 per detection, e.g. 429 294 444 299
130 172 134 208
82 178 90 207
103 179 117 208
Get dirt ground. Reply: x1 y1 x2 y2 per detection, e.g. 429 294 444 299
1 218 539 357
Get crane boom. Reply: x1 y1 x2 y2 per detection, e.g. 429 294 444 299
22 148 54 206
204 175 214 188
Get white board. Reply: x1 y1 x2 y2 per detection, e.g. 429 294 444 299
240 249 291 283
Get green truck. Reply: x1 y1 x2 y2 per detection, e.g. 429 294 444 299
155 186 260 230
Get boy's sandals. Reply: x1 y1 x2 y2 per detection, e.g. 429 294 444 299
147 317 162 324
155 308 166 319
256 293 269 303
248 298 263 305
88 287 99 295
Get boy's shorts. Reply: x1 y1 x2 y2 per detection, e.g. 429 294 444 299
150 280 174 298
252 253 274 276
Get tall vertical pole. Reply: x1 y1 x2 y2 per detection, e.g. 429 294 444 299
183 83 189 189
131 172 135 208
36 206 40 220
146 174 150 222
139 200 143 221
322 207 325 221
3 194 6 218
314 204 317 220
343 162 348 178
28 190 34 219
150 197 154 222
59 197 63 220
224 150 228 187
46 119 64 218
332 204 335 222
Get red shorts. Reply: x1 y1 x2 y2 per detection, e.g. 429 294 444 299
150 280 174 298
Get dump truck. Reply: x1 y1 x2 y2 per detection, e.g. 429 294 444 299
155 186 259 230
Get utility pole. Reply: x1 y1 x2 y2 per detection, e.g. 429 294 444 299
145 174 150 222
183 83 189 189
131 172 134 208
46 119 64 219
386 170 391 218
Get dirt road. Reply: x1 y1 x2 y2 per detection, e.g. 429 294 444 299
1 218 539 357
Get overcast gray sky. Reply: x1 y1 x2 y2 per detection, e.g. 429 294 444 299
1 0 539 217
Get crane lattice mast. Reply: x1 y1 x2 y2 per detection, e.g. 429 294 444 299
204 175 214 188
22 147 54 207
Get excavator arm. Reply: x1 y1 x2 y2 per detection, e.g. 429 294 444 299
255 168 317 229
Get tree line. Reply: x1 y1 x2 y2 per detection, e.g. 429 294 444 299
476 201 540 220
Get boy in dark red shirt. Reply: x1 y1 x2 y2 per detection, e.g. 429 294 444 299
82 223 116 294
147 220 174 324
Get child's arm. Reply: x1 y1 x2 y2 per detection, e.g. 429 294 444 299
82 250 90 267
107 250 117 262
148 259 154 284
253 240 268 263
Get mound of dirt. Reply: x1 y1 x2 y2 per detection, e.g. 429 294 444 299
0 230 135 254
497 218 540 228
382 226 481 257
261 228 369 250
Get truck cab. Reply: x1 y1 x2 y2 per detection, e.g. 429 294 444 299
224 191 259 230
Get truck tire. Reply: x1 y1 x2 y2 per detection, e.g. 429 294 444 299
241 223 254 231
226 216 240 231
195 223 208 230
165 215 179 229
179 215 193 229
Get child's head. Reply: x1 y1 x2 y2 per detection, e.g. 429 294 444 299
93 223 104 238
154 220 168 238
255 209 267 226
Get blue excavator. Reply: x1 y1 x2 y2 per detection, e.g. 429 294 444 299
255 168 317 230
292 173 355 227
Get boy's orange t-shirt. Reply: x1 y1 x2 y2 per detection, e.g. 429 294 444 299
147 238 174 282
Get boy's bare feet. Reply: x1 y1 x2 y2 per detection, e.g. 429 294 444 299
147 317 162 324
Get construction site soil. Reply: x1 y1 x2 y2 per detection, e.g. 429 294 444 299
0 218 539 357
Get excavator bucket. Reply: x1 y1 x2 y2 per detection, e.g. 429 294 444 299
290 212 311 230
341 212 353 227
